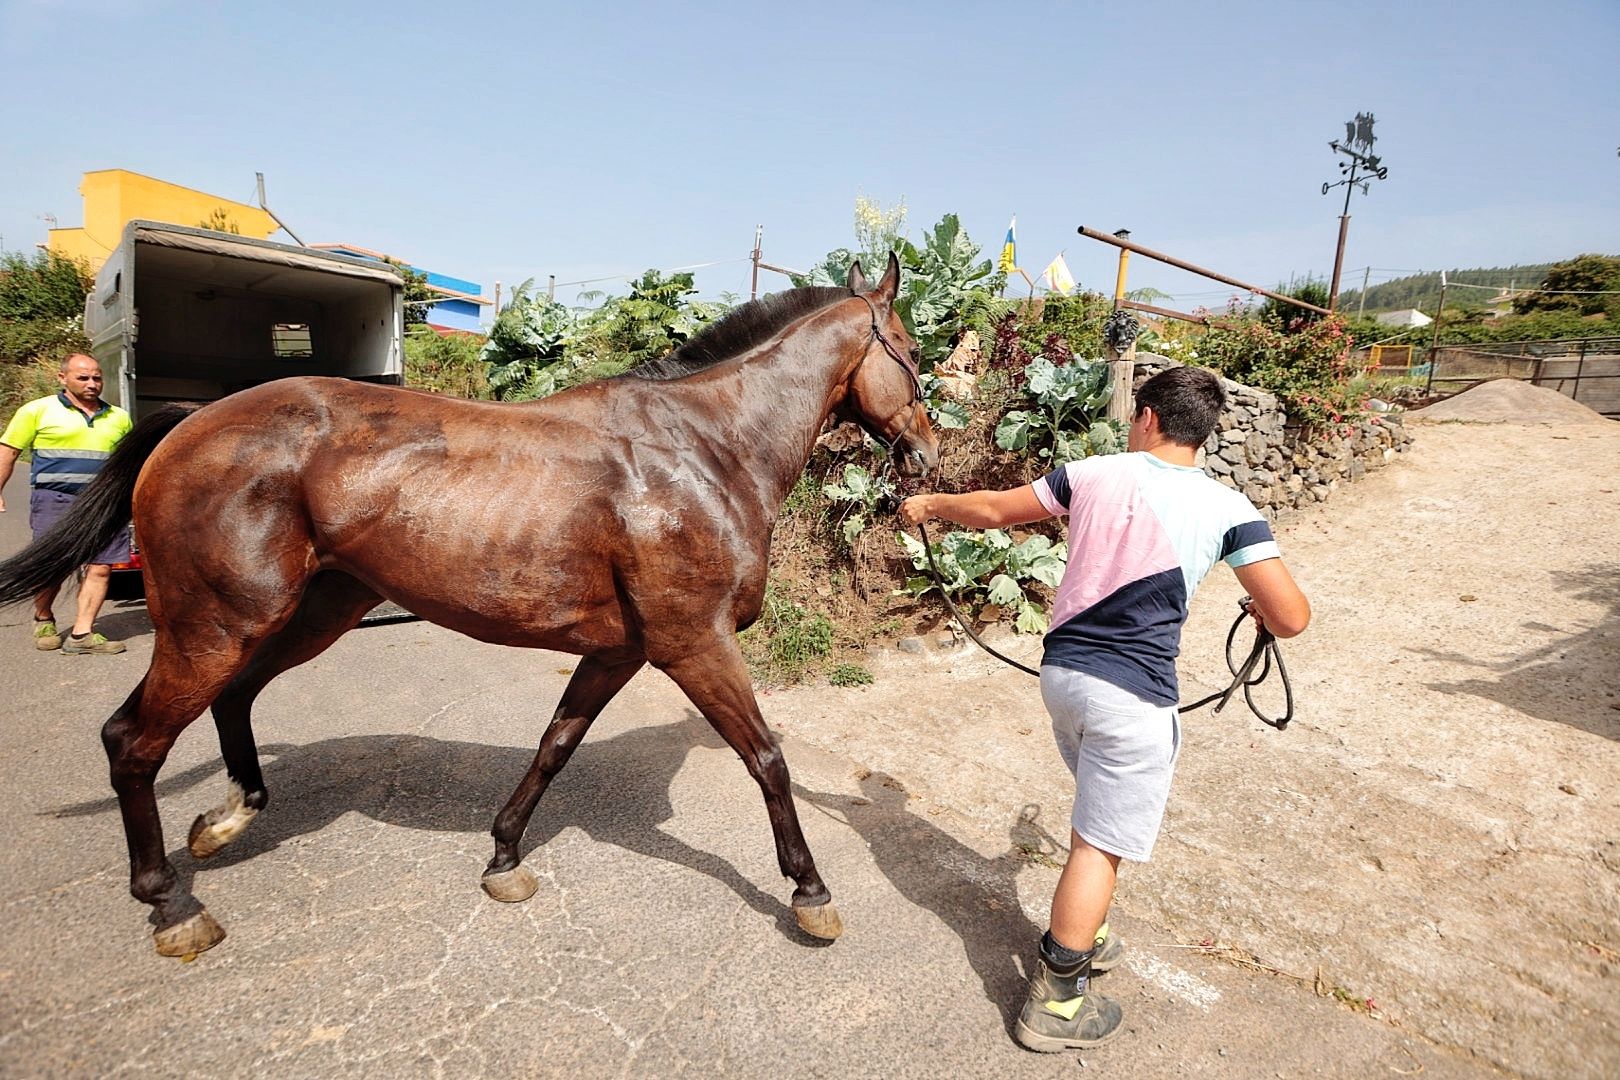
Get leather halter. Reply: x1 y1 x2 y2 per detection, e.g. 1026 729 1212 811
847 294 924 455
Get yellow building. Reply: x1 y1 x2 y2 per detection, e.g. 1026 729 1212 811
48 169 280 270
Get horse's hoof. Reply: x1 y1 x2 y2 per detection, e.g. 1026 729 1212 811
794 900 843 940
187 784 257 859
481 865 539 903
153 910 226 958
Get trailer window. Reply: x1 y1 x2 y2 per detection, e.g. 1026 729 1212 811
271 323 313 358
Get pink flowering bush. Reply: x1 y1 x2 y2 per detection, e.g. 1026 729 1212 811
1196 304 1364 431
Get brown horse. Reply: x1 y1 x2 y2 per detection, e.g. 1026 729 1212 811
0 255 936 957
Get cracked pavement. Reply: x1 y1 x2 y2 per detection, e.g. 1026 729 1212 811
3 427 1612 1078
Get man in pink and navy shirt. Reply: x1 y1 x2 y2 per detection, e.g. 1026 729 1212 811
901 365 1310 1053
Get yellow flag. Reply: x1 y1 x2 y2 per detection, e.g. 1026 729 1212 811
1043 253 1075 296
998 215 1017 274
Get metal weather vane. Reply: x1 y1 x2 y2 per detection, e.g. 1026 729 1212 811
1325 111 1388 196
1323 112 1391 310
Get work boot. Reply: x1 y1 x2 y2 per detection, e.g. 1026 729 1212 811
1015 937 1124 1052
61 631 126 655
33 620 62 651
1091 921 1124 973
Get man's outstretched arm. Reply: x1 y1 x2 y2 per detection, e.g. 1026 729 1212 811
899 484 1053 530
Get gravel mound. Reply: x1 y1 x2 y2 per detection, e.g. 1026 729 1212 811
1408 377 1612 425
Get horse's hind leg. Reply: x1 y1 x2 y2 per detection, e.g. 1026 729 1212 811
189 571 381 859
482 653 645 902
658 635 841 940
103 627 268 957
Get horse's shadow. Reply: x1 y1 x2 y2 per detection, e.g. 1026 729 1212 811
795 772 1063 1031
49 711 809 939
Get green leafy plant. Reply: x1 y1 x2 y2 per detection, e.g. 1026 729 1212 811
405 330 489 398
796 201 1002 367
828 662 874 687
917 370 971 431
822 463 896 545
893 213 998 363
994 355 1124 465
481 280 576 400
740 587 834 683
897 528 1067 634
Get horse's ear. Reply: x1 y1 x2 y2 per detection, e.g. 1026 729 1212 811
874 251 901 303
847 259 869 293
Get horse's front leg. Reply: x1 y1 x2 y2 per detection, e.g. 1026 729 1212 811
657 634 841 940
482 653 646 902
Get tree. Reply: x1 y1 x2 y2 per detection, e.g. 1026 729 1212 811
0 249 94 321
197 207 242 235
1513 254 1620 317
1259 278 1330 330
384 258 436 329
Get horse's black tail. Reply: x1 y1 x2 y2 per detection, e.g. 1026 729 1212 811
0 403 200 609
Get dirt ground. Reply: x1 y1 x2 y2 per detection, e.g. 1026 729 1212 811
756 384 1620 1078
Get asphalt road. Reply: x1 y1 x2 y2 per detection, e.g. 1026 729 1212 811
0 466 1487 1078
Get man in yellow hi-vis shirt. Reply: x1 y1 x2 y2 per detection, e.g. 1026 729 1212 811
0 353 133 654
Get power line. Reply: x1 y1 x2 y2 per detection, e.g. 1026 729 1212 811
549 255 751 290
1440 280 1620 295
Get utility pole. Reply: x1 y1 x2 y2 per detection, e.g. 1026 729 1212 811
750 225 763 301
1323 113 1390 311
1357 266 1371 321
1425 270 1448 396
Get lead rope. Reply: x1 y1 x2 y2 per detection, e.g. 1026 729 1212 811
909 520 1293 730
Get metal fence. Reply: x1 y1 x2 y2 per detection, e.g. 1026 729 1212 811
1414 338 1620 418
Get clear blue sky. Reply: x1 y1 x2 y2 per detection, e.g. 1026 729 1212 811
3 0 1617 314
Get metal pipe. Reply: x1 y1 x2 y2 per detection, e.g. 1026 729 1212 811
1077 226 1331 315
1117 298 1244 331
255 172 305 246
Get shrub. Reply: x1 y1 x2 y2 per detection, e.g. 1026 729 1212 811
0 250 93 322
405 331 490 399
1197 309 1360 429
828 663 874 687
740 587 834 684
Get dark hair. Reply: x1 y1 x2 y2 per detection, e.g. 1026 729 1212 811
1135 366 1226 447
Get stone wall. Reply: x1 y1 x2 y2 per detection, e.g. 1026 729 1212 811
1134 356 1413 520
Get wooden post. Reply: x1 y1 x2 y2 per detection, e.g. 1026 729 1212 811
1106 239 1135 421
1107 359 1134 424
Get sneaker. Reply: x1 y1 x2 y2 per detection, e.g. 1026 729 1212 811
1015 948 1124 1052
33 620 62 651
1091 921 1124 973
61 631 126 655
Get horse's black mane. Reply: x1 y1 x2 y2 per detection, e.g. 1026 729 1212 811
621 285 851 381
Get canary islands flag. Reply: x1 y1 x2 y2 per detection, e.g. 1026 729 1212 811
998 215 1017 274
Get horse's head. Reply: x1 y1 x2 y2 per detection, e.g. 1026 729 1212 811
839 253 939 477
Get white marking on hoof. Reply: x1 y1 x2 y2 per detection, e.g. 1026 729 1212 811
794 900 843 940
153 909 226 959
188 781 258 859
481 865 539 903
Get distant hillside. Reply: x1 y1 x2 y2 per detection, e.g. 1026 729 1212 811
1340 264 1555 316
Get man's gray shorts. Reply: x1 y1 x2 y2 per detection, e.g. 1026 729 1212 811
1040 665 1182 862
29 488 131 565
